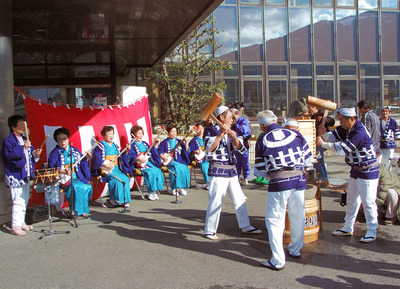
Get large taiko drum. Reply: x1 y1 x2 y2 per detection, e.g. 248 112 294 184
283 184 319 244
34 168 59 184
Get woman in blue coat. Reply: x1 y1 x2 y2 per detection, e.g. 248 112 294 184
48 128 92 217
158 124 190 196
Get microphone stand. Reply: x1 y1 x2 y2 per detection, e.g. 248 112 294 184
113 176 130 213
69 143 78 228
168 169 181 204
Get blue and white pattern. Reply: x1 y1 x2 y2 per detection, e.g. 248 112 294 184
254 123 314 192
325 119 379 179
380 117 400 149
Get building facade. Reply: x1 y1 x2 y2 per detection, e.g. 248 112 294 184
203 0 400 118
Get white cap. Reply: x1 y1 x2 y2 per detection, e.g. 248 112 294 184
230 108 239 115
214 106 229 117
337 107 356 117
284 119 299 127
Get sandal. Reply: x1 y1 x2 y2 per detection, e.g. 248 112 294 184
242 227 263 234
359 235 376 243
260 259 285 271
21 224 33 231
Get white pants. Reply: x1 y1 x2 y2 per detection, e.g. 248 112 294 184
381 148 395 169
204 175 250 235
11 183 31 228
385 188 399 219
343 177 379 234
265 189 305 267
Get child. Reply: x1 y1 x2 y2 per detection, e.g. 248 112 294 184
1 115 42 236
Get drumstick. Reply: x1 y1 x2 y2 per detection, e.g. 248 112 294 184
38 134 50 150
24 121 29 141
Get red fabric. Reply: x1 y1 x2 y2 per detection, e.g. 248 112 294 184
24 96 152 205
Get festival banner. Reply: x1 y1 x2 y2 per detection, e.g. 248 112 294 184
22 93 152 205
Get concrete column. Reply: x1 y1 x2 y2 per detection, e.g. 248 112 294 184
0 0 14 223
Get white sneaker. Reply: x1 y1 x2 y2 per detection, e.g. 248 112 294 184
148 194 157 201
154 192 160 200
124 203 130 208
170 189 177 196
240 179 248 185
179 189 187 196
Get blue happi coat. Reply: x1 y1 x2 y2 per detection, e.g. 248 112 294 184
189 135 209 182
158 138 190 190
1 133 39 187
325 119 379 179
254 123 314 192
380 117 400 149
48 146 92 215
91 141 131 203
204 125 247 178
127 140 164 193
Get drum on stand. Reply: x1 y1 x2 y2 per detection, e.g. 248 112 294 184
34 168 59 185
283 184 320 244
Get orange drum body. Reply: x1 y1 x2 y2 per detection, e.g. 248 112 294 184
283 184 319 244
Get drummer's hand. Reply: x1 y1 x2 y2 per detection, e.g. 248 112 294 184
220 123 230 134
316 136 324 147
125 144 131 152
227 129 237 140
34 149 42 156
154 138 160 145
24 140 31 149
86 151 92 159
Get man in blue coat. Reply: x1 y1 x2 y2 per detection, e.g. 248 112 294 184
231 108 251 185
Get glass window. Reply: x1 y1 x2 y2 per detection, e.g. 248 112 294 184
316 80 335 102
314 0 332 6
316 65 334 75
268 65 287 75
384 80 400 115
382 12 400 62
218 78 239 104
14 66 46 79
265 0 285 4
313 9 334 62
224 0 237 4
220 63 239 77
360 64 379 76
289 8 311 62
339 79 357 107
240 6 263 61
337 0 355 7
269 80 287 117
243 80 263 117
336 9 357 62
291 64 312 76
360 78 380 110
240 0 261 4
359 11 378 62
359 0 378 9
26 88 62 102
291 78 312 102
243 64 263 76
289 0 310 7
382 0 398 9
265 7 288 62
383 65 400 75
214 6 238 61
339 65 356 75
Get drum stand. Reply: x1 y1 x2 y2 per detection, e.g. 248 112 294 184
39 183 70 240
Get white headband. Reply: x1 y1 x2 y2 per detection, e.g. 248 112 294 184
337 107 356 117
258 115 277 125
214 106 229 117
285 119 299 127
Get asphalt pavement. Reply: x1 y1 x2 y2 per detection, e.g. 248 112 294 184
0 155 399 289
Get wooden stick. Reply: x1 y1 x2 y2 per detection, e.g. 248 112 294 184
38 134 49 150
24 121 29 141
320 109 330 128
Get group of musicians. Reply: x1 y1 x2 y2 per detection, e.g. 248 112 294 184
2 103 390 272
1 112 231 235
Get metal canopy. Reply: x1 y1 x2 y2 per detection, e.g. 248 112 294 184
12 0 222 85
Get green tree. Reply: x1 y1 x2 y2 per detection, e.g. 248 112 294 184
144 15 232 132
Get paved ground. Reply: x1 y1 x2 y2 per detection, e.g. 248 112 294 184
1 156 399 289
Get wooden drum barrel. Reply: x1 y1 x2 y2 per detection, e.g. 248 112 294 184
283 184 319 244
